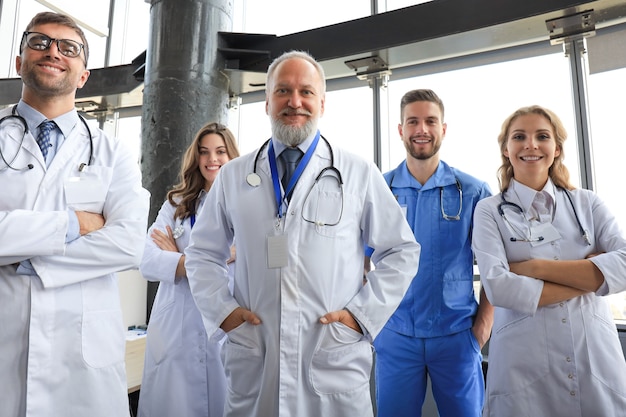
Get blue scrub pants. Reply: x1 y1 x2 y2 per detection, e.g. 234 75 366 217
374 327 484 417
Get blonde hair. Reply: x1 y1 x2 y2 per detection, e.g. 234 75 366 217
497 105 574 191
167 122 240 220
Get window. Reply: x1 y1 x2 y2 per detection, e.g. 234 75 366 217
384 52 579 192
588 66 626 322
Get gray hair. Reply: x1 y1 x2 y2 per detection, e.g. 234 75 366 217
265 50 326 95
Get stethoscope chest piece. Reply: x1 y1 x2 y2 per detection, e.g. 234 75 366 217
246 173 261 187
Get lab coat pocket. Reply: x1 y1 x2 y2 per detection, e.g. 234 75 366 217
82 309 125 368
582 300 626 396
64 166 112 213
309 322 372 395
146 292 181 365
303 187 354 239
223 322 263 397
489 310 549 395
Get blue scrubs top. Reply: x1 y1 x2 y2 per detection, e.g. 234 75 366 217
368 160 491 338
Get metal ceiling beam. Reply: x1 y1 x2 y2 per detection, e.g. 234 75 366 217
218 0 596 73
3 0 623 110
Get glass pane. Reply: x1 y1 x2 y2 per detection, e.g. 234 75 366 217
588 66 626 322
321 86 375 161
115 116 142 165
379 0 435 13
230 101 270 155
384 53 579 194
2 0 111 72
233 0 371 35
108 1 151 65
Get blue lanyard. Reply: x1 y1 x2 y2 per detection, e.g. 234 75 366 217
190 213 196 228
268 131 320 219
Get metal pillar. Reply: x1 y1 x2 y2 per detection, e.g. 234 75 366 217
141 0 233 319
564 37 594 190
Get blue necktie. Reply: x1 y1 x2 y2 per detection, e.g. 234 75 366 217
280 147 303 189
37 120 56 160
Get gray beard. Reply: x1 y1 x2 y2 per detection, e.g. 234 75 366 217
271 117 317 147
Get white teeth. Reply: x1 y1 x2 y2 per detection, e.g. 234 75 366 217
522 156 541 161
42 65 61 72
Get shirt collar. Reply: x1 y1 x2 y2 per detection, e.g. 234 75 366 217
509 178 555 212
392 160 457 190
17 100 80 138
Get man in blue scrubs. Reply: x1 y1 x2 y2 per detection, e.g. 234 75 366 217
368 89 494 417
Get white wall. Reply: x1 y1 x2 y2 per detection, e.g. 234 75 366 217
118 269 147 328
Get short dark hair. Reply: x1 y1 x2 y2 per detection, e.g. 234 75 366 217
400 89 445 122
20 12 89 66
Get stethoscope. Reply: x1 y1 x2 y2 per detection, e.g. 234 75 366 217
388 170 463 221
498 186 591 245
246 133 344 223
246 134 341 187
0 104 93 172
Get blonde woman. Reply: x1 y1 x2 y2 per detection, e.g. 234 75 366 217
138 122 240 417
472 105 626 416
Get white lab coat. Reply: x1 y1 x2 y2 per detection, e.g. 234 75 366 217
472 179 626 417
185 138 420 417
0 106 150 417
137 196 228 417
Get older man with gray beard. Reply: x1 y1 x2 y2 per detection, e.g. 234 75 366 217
185 50 420 417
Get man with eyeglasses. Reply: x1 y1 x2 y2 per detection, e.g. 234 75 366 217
365 89 494 417
0 12 149 417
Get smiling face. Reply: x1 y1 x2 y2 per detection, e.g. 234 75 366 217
399 100 447 161
16 23 90 106
198 133 230 190
265 57 325 146
503 113 561 190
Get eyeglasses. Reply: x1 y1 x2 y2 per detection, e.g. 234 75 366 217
21 31 85 62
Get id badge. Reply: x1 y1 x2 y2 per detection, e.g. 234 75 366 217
267 233 289 268
530 222 561 247
64 175 107 212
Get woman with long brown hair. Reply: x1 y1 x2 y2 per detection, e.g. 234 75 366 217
137 122 240 417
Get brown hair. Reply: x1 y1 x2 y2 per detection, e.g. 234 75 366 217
400 89 445 122
167 122 240 220
497 105 574 191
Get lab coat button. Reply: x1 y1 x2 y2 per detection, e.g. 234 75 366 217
566 356 572 362
553 256 559 260
562 318 567 323
559 302 564 307
568 373 574 379
570 391 576 396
